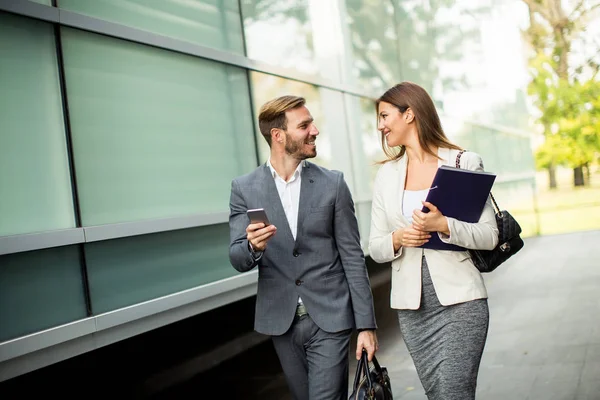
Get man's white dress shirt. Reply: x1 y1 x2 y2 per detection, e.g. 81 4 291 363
267 157 305 304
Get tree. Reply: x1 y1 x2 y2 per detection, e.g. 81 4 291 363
522 0 600 187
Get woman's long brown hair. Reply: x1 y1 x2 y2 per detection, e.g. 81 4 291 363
376 82 461 163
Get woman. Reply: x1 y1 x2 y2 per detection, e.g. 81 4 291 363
368 82 499 400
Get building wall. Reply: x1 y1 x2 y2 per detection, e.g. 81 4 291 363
0 0 535 379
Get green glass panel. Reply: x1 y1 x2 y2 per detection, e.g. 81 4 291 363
84 224 237 313
31 0 52 4
60 28 256 225
0 246 87 342
0 12 75 237
59 0 244 54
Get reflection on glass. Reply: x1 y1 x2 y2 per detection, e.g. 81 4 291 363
343 0 402 94
241 0 316 74
391 0 530 131
249 72 333 169
345 94 384 199
241 0 345 81
359 97 385 188
59 0 245 54
61 28 256 226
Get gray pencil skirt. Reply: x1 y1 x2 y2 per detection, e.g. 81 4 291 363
397 255 489 400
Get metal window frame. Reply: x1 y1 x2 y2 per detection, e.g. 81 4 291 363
0 269 259 381
0 211 231 255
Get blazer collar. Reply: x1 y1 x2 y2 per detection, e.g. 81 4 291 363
259 161 316 245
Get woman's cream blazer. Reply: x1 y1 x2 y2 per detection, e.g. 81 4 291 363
368 148 499 310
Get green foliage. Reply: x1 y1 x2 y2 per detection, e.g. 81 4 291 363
523 0 600 173
530 59 600 169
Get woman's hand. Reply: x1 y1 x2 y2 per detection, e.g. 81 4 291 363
393 226 431 250
412 201 449 235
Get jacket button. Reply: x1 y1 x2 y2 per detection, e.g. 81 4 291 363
293 250 299 257
295 280 302 286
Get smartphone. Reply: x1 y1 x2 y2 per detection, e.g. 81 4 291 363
247 208 271 226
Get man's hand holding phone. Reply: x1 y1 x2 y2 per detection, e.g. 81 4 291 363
246 209 277 252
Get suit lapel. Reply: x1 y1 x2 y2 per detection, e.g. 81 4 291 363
259 164 295 243
296 162 316 244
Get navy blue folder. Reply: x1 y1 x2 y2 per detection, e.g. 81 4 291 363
418 165 496 251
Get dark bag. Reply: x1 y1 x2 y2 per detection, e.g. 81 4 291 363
456 150 524 273
348 349 393 400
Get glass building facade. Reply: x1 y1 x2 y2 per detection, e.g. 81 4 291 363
0 0 535 380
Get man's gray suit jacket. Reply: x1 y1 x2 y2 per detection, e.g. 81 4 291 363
229 162 377 336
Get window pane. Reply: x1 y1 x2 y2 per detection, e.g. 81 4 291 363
241 0 345 81
61 28 256 226
84 224 237 313
0 246 87 342
0 12 75 237
345 94 384 200
356 201 372 252
59 0 245 54
393 0 530 131
342 0 402 93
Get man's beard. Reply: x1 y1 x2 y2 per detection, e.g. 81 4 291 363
284 133 317 160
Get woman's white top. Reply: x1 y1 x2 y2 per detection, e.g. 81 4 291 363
402 189 429 223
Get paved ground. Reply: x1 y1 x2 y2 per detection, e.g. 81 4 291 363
360 230 600 400
151 230 600 399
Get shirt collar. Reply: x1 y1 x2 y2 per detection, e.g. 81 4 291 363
267 157 305 181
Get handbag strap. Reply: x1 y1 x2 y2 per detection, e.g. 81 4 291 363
455 149 500 214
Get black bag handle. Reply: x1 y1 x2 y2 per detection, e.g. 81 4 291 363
352 349 375 392
351 353 364 390
456 149 501 215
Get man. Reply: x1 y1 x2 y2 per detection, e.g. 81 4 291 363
228 95 378 400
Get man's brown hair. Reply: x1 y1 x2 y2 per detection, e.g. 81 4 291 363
376 82 461 163
258 95 306 146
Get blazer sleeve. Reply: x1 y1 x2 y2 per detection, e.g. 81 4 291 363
333 172 377 330
438 152 499 250
228 179 259 272
368 165 403 263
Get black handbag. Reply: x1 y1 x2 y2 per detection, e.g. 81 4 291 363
348 350 393 400
456 150 524 273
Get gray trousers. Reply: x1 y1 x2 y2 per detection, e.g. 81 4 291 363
271 314 352 400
